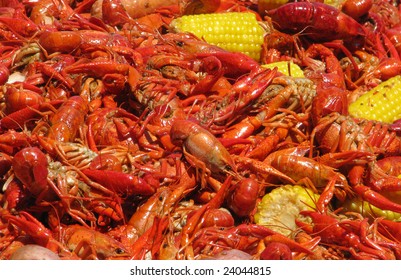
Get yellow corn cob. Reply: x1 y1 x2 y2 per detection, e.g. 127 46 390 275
348 75 401 123
342 197 401 221
262 61 304 77
170 12 265 61
254 185 319 237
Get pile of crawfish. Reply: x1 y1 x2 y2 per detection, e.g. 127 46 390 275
1 0 401 260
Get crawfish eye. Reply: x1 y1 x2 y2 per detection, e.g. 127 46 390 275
224 164 234 173
175 40 184 47
115 248 125 254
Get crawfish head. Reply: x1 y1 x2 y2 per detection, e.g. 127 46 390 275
297 210 347 245
260 242 293 260
59 225 130 259
12 147 48 197
311 87 349 126
170 119 236 177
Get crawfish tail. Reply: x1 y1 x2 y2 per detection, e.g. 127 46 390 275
47 96 89 142
82 169 156 196
0 100 64 130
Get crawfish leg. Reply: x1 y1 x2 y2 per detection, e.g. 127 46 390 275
233 155 296 184
354 185 401 213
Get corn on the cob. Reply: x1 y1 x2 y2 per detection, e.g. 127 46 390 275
348 75 401 123
262 61 304 77
254 185 319 237
170 12 265 61
342 197 401 221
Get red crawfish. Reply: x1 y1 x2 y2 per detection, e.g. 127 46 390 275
0 130 31 155
38 30 132 55
4 84 45 115
222 75 316 139
191 223 314 259
226 178 260 217
12 146 126 226
12 147 57 202
170 121 298 210
161 32 260 78
170 119 236 181
44 95 89 143
0 99 64 131
341 0 373 20
311 112 401 213
267 2 367 47
3 211 130 259
196 67 277 132
82 169 157 197
296 211 396 259
2 211 71 258
128 165 197 235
